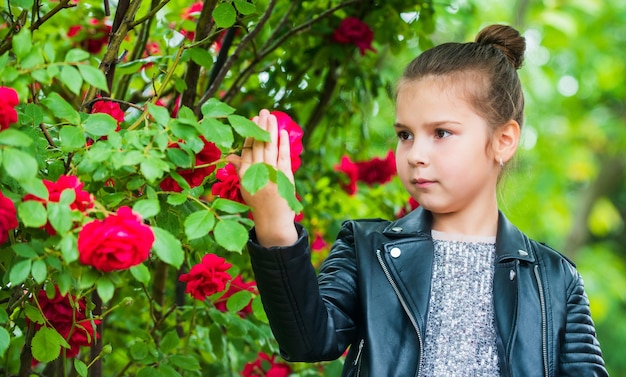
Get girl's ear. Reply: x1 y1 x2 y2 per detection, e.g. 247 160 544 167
493 120 520 164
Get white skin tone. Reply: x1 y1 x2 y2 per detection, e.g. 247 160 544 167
232 75 520 246
395 75 520 235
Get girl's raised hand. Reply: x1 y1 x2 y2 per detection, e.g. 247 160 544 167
230 109 299 247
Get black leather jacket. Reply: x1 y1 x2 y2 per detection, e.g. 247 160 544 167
248 208 608 376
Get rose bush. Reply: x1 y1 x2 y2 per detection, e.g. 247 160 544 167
0 0 436 375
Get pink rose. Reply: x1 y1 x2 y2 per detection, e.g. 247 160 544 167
0 86 19 130
332 17 376 56
179 254 233 301
0 190 18 244
355 150 396 185
160 136 222 192
77 206 154 272
271 111 304 172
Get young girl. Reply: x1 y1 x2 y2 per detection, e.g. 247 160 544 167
233 24 608 376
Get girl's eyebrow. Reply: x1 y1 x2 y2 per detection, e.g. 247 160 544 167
394 120 461 129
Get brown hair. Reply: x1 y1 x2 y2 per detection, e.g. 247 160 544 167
398 24 526 130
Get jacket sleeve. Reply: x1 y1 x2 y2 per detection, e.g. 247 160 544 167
559 270 609 376
248 222 359 362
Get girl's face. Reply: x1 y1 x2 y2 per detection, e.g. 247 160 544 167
395 76 501 224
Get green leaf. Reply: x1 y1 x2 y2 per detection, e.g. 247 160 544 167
59 126 86 152
9 259 31 285
241 163 270 195
31 259 48 284
166 193 188 206
24 302 45 324
188 47 214 69
3 147 38 181
59 233 78 263
167 148 192 168
251 295 268 323
234 0 256 15
277 170 303 213
31 327 70 363
137 366 159 377
84 113 117 138
48 202 73 234
212 198 249 214
0 307 8 324
200 98 235 117
130 264 151 285
140 159 168 182
228 114 270 141
24 103 44 126
78 64 109 91
212 3 236 28
0 327 10 357
65 49 90 62
74 359 88 377
41 93 80 124
152 227 184 268
18 200 47 228
147 102 170 126
184 210 216 240
12 28 32 60
226 290 253 313
19 178 48 199
214 219 248 252
168 354 201 371
170 120 199 141
12 244 38 258
130 341 149 361
12 0 34 9
198 118 233 150
0 129 33 147
60 65 83 95
133 199 161 219
96 275 115 303
160 331 179 354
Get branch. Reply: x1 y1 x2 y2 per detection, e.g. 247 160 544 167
302 60 339 148
195 0 279 111
181 0 219 110
29 0 74 31
563 154 626 257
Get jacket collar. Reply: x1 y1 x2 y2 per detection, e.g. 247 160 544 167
383 207 535 263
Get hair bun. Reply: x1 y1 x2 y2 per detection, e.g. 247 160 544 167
475 24 525 69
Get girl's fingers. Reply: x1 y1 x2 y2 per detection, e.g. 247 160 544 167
265 112 279 168
277 129 294 181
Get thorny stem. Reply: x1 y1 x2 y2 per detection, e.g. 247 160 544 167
195 0 279 112
222 0 357 103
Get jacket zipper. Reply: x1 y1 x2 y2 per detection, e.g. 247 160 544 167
376 249 423 377
533 265 549 377
353 338 364 376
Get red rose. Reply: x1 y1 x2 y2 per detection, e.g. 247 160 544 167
179 254 232 301
0 86 19 130
334 156 358 195
355 150 396 185
29 287 100 359
77 206 154 272
271 111 304 172
0 190 18 244
211 163 244 204
160 136 222 192
214 275 257 317
396 197 420 218
67 18 112 54
242 352 292 377
331 17 376 56
23 175 95 234
91 99 125 127
311 232 328 252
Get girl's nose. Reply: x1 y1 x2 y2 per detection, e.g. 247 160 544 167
407 139 428 167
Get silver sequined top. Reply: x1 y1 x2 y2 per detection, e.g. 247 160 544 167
420 231 500 376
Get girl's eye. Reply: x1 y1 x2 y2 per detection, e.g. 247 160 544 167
435 129 451 139
397 130 413 141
